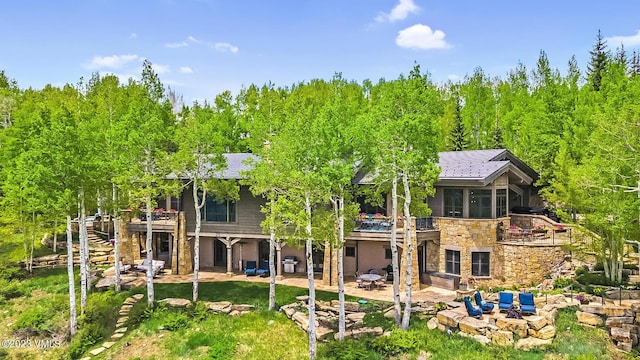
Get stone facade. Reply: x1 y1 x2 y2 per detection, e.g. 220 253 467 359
436 217 569 287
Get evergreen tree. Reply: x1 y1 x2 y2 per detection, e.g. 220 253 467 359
587 30 610 91
492 118 503 149
631 50 640 76
449 97 467 151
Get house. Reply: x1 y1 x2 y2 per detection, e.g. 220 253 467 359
117 149 573 290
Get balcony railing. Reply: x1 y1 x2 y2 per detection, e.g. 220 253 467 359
136 210 178 222
353 216 435 231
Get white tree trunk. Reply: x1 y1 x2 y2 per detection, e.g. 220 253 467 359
53 221 57 253
193 184 205 303
78 198 87 313
113 184 121 293
145 197 155 307
269 227 276 311
337 196 346 340
66 215 77 337
390 175 401 325
401 173 412 330
305 193 317 360
80 197 91 293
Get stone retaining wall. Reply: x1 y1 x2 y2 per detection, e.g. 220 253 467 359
576 302 640 352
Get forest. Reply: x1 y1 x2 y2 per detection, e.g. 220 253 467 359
0 32 639 358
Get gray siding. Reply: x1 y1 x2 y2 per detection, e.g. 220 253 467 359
428 188 444 217
183 185 266 235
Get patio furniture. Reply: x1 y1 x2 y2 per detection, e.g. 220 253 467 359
245 260 257 276
256 261 270 277
355 271 364 288
498 291 514 312
474 291 495 314
519 292 537 315
359 273 383 290
463 296 483 318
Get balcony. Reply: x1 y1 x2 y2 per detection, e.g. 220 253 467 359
353 215 435 231
126 210 178 232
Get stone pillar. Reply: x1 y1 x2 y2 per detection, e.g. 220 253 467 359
177 212 193 274
400 218 420 292
276 242 283 280
322 242 339 286
239 243 244 271
132 233 141 261
118 219 133 265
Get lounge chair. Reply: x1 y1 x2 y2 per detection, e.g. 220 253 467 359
498 291 513 312
245 260 257 276
256 261 270 277
463 296 483 318
474 291 495 314
519 292 537 315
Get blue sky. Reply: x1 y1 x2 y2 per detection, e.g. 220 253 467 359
2 0 640 103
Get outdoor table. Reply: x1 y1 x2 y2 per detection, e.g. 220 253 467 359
359 274 383 290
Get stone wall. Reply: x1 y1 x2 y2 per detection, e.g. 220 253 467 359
576 303 639 352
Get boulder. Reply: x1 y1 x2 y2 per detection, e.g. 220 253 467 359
458 331 490 345
282 306 296 318
576 311 603 326
458 316 490 336
545 294 567 305
605 316 634 328
293 312 310 331
580 304 630 317
437 310 466 328
524 315 547 331
515 337 552 351
133 293 145 300
538 307 558 326
346 312 366 322
316 326 334 341
528 325 556 340
296 295 309 303
610 327 631 343
159 298 191 308
617 341 633 352
496 317 528 338
490 330 514 346
622 324 639 335
231 304 254 312
204 301 232 313
427 317 439 330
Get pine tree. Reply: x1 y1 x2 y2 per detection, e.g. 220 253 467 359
631 50 640 76
492 118 503 149
450 97 467 151
587 30 610 91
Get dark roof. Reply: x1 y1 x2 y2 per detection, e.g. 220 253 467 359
437 149 537 186
169 153 256 180
354 149 538 186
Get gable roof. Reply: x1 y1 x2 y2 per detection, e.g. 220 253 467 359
437 149 537 186
169 153 257 180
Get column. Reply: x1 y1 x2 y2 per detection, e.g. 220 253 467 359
276 242 283 280
226 244 233 276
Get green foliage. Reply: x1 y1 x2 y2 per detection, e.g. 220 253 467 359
0 279 23 299
374 329 421 356
12 294 68 337
553 277 575 289
320 336 382 360
576 271 620 286
161 310 190 331
362 311 395 331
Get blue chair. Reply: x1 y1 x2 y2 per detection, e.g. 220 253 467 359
519 293 537 315
463 296 483 318
474 291 495 314
256 261 270 277
498 292 513 312
245 261 257 276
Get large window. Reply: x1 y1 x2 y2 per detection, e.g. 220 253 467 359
445 250 460 275
496 189 507 218
202 195 236 222
443 189 463 217
472 252 490 277
469 189 492 218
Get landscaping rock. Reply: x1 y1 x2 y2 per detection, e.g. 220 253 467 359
610 327 631 343
458 316 490 336
605 316 634 328
515 337 552 351
114 327 127 333
110 333 124 340
490 330 514 346
528 325 556 340
282 306 296 318
427 317 439 330
576 311 603 326
346 312 366 322
617 341 633 352
496 317 528 338
539 307 557 326
458 331 490 345
316 326 334 341
437 310 466 328
159 298 191 308
329 300 359 312
89 347 106 356
229 310 241 317
296 295 309 303
205 301 232 313
102 341 116 349
622 324 639 334
231 304 254 312
524 315 547 331
293 312 310 331
133 294 144 300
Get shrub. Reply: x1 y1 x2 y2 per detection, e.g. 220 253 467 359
12 295 67 337
320 336 381 360
162 310 190 331
576 272 619 287
374 329 421 356
188 301 210 321
0 279 23 299
208 332 237 360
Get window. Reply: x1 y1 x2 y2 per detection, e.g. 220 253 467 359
445 250 460 275
345 246 356 257
170 196 181 211
202 195 236 222
443 189 463 217
385 248 392 260
468 189 492 218
496 189 507 218
472 252 490 277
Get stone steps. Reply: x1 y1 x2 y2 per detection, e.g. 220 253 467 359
84 293 144 358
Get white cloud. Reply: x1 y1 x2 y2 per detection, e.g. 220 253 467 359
179 66 194 74
214 42 239 53
152 64 170 74
447 74 460 81
375 0 419 23
84 54 139 69
396 24 450 50
187 35 201 43
165 41 188 48
605 30 640 47
129 33 137 39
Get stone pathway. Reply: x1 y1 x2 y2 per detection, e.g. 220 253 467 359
80 293 144 359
